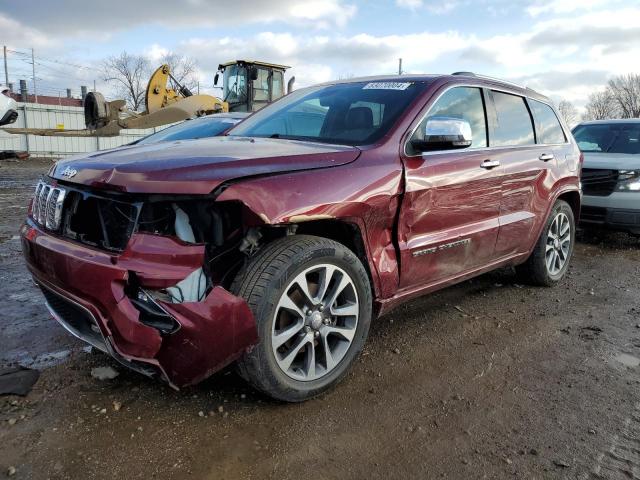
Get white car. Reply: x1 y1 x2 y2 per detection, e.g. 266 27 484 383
573 119 640 236
0 86 18 126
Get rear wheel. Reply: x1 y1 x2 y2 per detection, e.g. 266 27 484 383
232 235 372 402
516 200 575 286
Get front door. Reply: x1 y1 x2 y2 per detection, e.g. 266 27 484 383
398 85 502 291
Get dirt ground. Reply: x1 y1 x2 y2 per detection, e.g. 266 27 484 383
1 157 639 480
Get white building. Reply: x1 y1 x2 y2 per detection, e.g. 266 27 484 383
0 101 157 160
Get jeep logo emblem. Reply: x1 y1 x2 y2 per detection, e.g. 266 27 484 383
60 166 78 179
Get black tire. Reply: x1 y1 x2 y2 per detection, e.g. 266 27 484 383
516 200 575 286
231 235 373 402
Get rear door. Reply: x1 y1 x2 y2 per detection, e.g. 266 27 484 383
398 85 502 290
488 90 556 257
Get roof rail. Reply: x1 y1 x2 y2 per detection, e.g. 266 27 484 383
451 72 528 90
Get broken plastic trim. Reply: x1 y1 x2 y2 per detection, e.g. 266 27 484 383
130 288 180 335
165 204 207 302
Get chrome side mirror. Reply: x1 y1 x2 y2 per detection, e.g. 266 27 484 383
411 116 473 152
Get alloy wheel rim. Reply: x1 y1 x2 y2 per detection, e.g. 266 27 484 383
546 212 571 275
271 264 359 381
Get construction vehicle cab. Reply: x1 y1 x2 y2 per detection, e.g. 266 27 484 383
216 60 291 112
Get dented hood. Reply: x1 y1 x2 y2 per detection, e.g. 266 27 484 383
50 136 361 194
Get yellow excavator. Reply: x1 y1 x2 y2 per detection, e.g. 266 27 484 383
2 60 292 137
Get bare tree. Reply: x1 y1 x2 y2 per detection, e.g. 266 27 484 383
582 90 619 121
557 100 578 127
102 52 149 111
607 73 640 118
161 53 198 93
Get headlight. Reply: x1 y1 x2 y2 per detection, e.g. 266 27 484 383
616 170 640 192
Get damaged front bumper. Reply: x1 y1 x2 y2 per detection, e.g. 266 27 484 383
20 220 257 388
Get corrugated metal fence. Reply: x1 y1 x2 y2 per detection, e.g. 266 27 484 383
0 102 160 159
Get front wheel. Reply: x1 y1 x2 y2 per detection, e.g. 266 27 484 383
232 235 373 402
516 200 575 286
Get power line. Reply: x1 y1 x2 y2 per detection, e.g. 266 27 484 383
4 46 99 99
7 48 101 72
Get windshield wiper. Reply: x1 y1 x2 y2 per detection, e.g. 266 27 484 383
266 133 321 141
259 133 352 147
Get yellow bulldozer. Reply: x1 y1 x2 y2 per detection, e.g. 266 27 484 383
2 60 292 137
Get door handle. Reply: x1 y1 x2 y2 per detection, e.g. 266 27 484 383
480 159 500 169
539 153 555 162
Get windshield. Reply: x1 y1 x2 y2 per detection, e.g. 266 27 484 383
228 80 429 146
136 116 241 145
573 123 640 154
223 65 247 105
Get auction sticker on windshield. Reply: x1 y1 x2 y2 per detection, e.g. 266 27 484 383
363 82 413 90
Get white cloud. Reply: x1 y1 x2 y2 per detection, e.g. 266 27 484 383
0 14 52 49
147 44 170 62
396 0 459 14
180 30 470 88
426 1 459 14
174 0 640 110
526 0 622 16
5 0 640 112
2 0 357 35
396 0 424 9
290 1 356 27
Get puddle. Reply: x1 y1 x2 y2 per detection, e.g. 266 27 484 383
615 353 640 367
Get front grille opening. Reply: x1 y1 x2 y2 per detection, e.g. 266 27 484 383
40 285 107 351
581 168 618 197
63 192 140 252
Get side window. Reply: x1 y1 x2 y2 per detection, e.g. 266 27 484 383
529 99 566 144
490 91 535 147
272 71 284 101
253 68 270 102
413 87 487 148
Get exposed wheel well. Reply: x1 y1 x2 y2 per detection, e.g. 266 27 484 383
294 220 369 265
282 220 375 293
557 191 581 222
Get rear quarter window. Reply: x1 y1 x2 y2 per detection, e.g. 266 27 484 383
529 99 566 144
490 91 535 147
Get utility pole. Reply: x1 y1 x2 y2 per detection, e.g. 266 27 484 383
398 58 403 76
31 48 38 103
3 46 8 86
93 79 96 92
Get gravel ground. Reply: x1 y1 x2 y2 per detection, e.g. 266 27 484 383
1 157 639 480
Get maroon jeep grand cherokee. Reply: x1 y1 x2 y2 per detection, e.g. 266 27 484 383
21 73 581 401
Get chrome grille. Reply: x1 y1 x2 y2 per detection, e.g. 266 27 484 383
38 185 50 225
32 183 43 220
32 181 67 231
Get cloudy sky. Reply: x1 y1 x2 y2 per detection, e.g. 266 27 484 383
1 0 638 110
